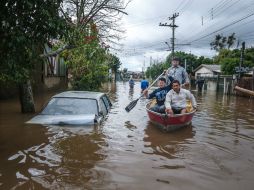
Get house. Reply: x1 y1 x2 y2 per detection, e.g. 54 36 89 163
41 43 67 88
194 64 221 79
0 42 67 98
124 71 144 79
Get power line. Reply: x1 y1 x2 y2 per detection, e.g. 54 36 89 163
174 0 186 12
181 1 254 43
188 18 254 45
203 0 236 21
202 0 233 21
122 1 252 56
174 0 193 13
180 0 246 42
212 0 241 19
189 12 254 43
124 14 173 28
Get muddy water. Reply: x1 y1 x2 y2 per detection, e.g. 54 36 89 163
0 82 254 190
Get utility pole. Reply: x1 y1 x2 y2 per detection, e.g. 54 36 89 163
159 13 179 60
239 41 245 79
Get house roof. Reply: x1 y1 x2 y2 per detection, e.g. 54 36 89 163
194 64 221 73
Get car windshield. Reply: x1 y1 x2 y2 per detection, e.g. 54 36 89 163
41 98 98 115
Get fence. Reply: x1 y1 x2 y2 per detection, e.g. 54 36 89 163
195 75 254 97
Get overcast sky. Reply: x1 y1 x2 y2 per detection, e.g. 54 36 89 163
115 0 254 71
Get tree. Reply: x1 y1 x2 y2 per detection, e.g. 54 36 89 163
220 57 239 75
166 51 212 73
146 51 213 79
227 33 236 49
145 62 166 79
61 25 109 90
55 0 129 89
108 54 121 73
0 0 129 112
210 34 225 51
43 0 130 57
210 33 236 51
0 0 66 112
214 47 254 75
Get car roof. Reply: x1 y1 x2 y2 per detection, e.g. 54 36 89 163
52 91 105 100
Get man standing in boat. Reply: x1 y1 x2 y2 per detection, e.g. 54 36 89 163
165 80 197 115
165 57 190 88
143 76 173 113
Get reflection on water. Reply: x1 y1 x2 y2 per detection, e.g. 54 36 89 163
0 124 107 189
0 82 254 189
128 87 134 99
143 124 195 159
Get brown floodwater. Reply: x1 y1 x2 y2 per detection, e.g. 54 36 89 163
0 82 254 190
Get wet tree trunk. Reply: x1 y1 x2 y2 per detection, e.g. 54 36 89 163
19 80 35 113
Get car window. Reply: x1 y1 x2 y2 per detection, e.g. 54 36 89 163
41 98 98 115
99 98 107 116
102 95 111 110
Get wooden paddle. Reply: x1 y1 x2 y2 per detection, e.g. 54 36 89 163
125 72 165 112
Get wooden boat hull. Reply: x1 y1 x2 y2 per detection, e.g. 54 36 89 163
146 102 196 132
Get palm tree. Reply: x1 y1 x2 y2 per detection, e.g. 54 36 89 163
227 33 236 49
210 34 223 51
210 33 236 51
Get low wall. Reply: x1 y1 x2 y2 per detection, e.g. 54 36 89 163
44 76 65 89
235 77 254 97
0 76 67 99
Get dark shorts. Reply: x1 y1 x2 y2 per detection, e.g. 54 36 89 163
150 104 165 113
172 107 184 114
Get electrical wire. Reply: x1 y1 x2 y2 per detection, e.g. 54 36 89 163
189 12 254 43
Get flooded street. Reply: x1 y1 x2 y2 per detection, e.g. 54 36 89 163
0 82 254 190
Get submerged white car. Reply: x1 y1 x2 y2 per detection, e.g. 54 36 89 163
27 91 112 125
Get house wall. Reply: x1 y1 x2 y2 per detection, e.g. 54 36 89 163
43 44 67 89
195 67 213 78
206 81 218 91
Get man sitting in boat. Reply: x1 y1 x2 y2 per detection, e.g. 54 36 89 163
165 80 197 115
143 77 173 113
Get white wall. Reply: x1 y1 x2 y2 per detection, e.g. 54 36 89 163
206 81 217 91
195 67 213 79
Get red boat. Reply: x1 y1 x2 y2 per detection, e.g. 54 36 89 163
146 101 196 132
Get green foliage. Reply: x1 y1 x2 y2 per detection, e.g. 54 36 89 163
146 62 167 79
108 54 121 73
245 47 254 63
0 0 66 83
61 27 109 90
214 47 254 75
146 51 213 79
210 33 236 51
0 0 124 91
67 48 109 90
220 58 239 75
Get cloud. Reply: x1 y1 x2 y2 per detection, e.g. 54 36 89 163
116 0 254 71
